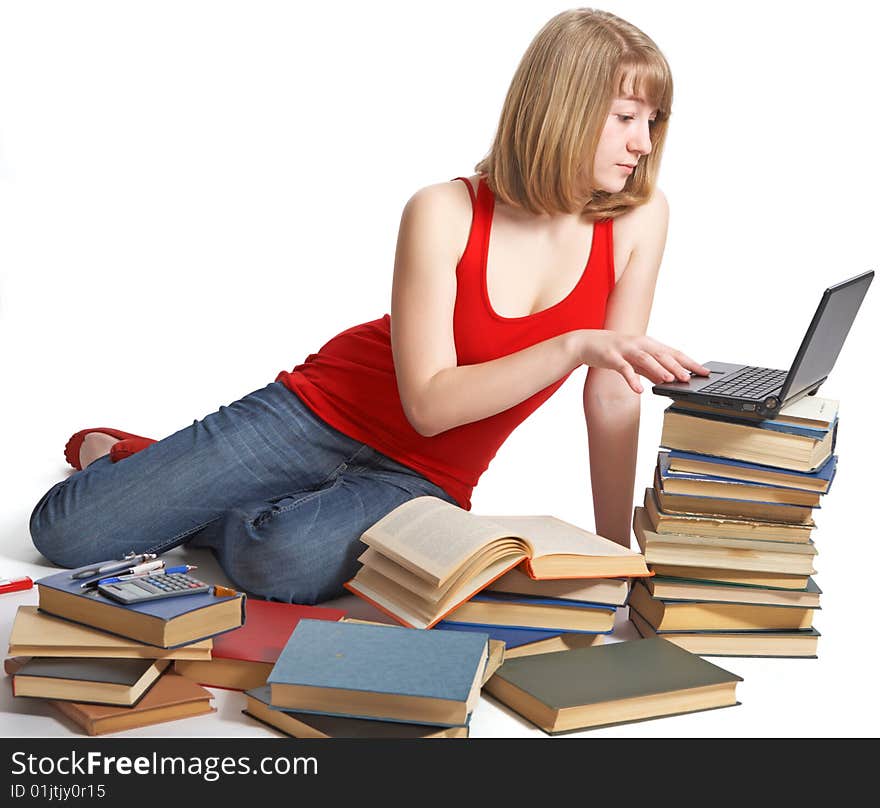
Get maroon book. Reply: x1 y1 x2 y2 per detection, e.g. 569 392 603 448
173 599 346 691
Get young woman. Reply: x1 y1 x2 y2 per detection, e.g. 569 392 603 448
29 8 708 605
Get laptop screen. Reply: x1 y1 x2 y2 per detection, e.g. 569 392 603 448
780 271 874 401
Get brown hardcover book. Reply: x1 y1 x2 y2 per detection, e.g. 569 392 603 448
47 672 215 735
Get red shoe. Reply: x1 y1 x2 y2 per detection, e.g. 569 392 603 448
109 436 156 463
64 428 156 471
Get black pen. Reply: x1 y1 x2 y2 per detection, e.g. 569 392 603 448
70 553 158 580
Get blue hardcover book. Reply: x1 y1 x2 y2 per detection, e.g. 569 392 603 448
266 619 489 726
36 567 245 648
434 621 575 647
655 453 819 521
667 450 838 492
657 452 822 508
441 590 617 633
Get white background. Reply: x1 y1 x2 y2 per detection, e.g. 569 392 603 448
1 0 878 738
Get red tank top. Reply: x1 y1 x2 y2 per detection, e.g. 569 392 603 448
276 176 616 509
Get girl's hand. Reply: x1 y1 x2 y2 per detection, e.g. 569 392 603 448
576 329 711 394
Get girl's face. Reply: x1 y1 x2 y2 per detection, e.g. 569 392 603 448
592 95 657 193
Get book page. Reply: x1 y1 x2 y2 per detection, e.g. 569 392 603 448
484 515 639 561
360 497 523 586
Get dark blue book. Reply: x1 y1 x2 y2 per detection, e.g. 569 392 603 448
266 619 489 726
36 568 245 648
657 451 823 509
434 621 567 648
441 590 617 633
667 450 837 493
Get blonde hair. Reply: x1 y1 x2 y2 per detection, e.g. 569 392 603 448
474 8 673 219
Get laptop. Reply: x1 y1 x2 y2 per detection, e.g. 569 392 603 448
652 270 874 419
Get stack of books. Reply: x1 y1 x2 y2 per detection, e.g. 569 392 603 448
628 395 837 658
5 567 246 735
343 495 651 657
240 618 493 739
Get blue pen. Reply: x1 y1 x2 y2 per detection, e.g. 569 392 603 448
85 565 197 589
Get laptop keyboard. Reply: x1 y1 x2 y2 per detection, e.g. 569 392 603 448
698 366 787 399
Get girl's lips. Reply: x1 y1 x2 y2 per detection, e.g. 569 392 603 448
617 164 634 173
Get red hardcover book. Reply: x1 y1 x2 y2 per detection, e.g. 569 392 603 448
173 599 346 690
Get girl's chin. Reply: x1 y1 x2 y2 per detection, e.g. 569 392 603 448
596 176 628 193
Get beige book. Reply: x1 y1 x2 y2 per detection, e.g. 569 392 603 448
653 467 816 524
628 580 815 631
629 609 820 658
648 564 809 590
8 607 212 661
660 409 834 472
644 576 821 608
669 396 838 429
345 496 649 629
504 631 604 660
644 487 814 543
633 507 817 576
487 567 628 606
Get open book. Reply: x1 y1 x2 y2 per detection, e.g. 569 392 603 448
344 496 650 629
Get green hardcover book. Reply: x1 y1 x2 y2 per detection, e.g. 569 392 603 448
644 576 821 608
482 637 741 735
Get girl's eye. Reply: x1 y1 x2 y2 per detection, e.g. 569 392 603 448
617 115 635 122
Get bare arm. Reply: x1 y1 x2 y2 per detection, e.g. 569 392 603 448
583 190 699 546
391 183 707 438
390 183 587 437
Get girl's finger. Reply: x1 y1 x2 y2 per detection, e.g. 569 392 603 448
632 350 674 384
619 362 643 394
674 351 711 376
657 352 691 382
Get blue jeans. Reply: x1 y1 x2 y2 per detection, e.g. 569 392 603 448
29 382 455 604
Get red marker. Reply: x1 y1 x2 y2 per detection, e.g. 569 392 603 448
0 576 34 595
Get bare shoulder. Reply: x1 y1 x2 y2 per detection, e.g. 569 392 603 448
611 188 669 281
400 176 475 265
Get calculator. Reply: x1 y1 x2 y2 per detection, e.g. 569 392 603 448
97 573 212 604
